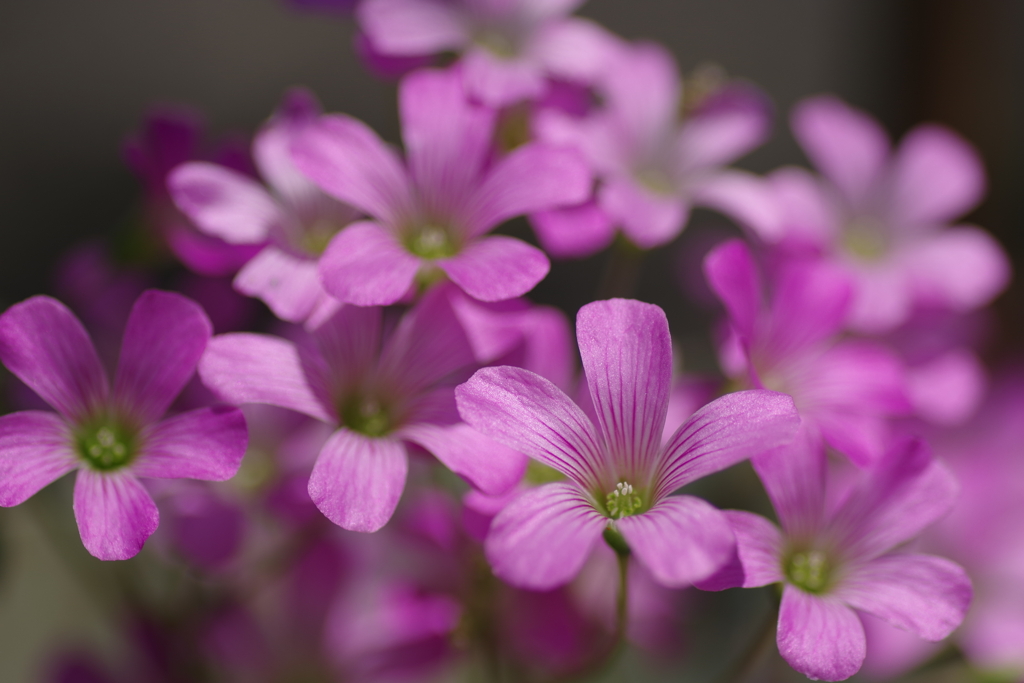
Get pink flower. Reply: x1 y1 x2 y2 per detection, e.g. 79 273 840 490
170 89 359 326
198 290 526 532
0 291 247 560
920 373 1024 675
357 0 619 106
760 95 1010 332
123 106 262 276
704 239 911 466
456 298 799 590
533 42 772 256
705 431 971 681
291 67 592 306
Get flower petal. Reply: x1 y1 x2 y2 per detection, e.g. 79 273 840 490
764 258 852 359
307 303 382 392
292 114 415 225
319 221 421 306
791 95 890 208
676 84 772 172
466 143 592 236
906 349 985 425
0 411 77 507
827 438 958 562
599 177 688 249
377 286 474 392
702 239 760 343
456 366 605 490
0 296 108 422
198 333 334 422
485 482 606 590
616 495 735 588
529 200 615 259
168 162 283 244
724 509 785 588
533 17 620 84
461 48 547 108
576 299 671 483
233 246 326 323
400 422 526 495
399 68 495 215
835 553 971 641
601 42 679 146
357 0 466 55
751 427 827 539
656 390 800 499
252 87 325 209
777 585 866 682
132 406 247 481
307 429 408 532
887 124 985 228
439 236 550 302
691 170 780 241
114 290 212 425
73 469 160 560
905 227 1010 311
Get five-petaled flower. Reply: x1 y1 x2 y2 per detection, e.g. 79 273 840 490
456 298 800 590
0 291 248 560
702 430 971 681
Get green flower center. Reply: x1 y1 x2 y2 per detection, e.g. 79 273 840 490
340 397 392 437
405 225 458 260
474 28 518 58
843 216 889 261
605 481 643 519
635 167 676 196
785 549 832 593
299 219 343 256
75 421 137 471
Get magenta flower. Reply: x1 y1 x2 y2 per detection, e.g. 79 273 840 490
170 89 359 326
920 374 1024 674
123 106 262 276
456 298 800 590
0 291 247 560
533 42 772 255
291 67 592 306
708 431 971 681
762 95 1009 332
704 239 911 466
198 290 526 532
357 0 619 106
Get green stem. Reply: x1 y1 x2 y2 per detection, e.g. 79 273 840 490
613 549 630 647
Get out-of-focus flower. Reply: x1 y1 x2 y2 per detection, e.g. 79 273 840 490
533 43 772 256
123 106 262 275
170 88 359 326
705 431 970 681
199 290 526 532
456 298 799 590
0 291 247 560
757 95 1010 332
704 239 911 466
291 67 591 305
357 0 620 106
919 373 1024 676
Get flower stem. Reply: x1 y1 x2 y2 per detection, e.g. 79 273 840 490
613 549 630 647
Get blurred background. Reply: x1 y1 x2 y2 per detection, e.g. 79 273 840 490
0 0 1022 680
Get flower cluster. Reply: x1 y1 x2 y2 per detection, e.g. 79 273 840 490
2 2 1017 682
